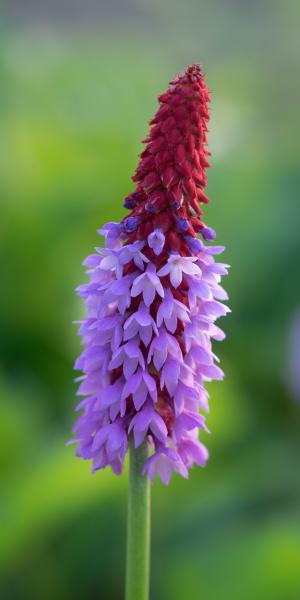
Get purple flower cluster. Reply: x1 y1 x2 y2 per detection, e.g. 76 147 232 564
71 222 229 484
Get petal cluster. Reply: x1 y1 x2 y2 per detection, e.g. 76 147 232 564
71 65 230 484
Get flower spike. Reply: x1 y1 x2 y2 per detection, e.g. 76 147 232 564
71 64 230 484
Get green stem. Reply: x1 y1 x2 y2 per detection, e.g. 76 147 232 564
125 437 151 600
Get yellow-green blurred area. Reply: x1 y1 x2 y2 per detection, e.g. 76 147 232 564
1 1 300 598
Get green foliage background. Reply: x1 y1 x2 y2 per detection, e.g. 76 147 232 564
0 1 300 598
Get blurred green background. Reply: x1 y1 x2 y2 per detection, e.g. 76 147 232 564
1 1 300 598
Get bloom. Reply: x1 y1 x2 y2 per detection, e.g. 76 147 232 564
147 229 165 256
158 254 201 287
131 263 164 306
71 64 230 483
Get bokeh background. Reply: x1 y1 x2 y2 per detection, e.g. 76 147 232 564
1 1 300 598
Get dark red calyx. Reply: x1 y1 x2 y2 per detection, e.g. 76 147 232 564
121 64 213 254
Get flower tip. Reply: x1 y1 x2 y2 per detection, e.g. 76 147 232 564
124 216 139 233
202 227 216 242
123 198 136 209
177 218 189 232
184 235 204 254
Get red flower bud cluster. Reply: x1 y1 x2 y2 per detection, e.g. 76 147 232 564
123 64 212 255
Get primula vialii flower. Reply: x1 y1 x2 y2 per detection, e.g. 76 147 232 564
71 64 230 484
